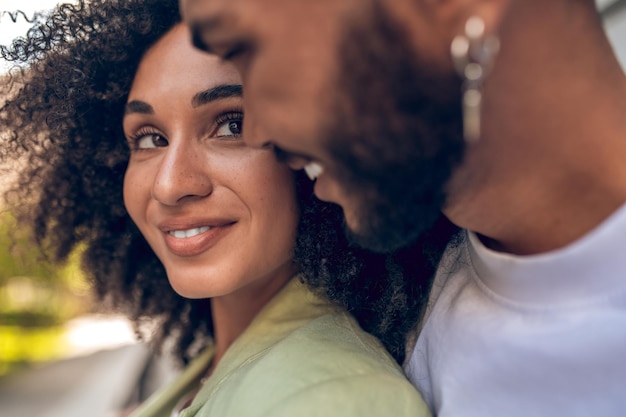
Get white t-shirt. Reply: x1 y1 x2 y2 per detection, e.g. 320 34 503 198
405 205 626 417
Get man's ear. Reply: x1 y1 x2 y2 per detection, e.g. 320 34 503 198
383 0 511 69
408 0 511 41
436 0 512 41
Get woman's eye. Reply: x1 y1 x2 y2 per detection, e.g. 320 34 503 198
216 120 243 138
136 133 168 149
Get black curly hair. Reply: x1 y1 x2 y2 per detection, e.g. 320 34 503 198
0 0 459 364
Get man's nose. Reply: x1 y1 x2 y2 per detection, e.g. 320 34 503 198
242 103 272 149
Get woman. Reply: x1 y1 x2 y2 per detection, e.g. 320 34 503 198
0 1 456 416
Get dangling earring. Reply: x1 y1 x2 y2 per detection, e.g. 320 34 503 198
451 16 500 143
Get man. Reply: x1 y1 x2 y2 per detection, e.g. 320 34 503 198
179 0 626 415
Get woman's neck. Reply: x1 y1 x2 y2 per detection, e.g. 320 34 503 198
209 262 296 367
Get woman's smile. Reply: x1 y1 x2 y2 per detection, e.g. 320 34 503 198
160 220 237 257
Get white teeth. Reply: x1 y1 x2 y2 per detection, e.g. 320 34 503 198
304 162 324 181
169 226 211 239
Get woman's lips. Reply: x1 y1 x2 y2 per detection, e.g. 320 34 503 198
162 222 235 257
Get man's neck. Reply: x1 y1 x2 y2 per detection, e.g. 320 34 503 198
444 0 626 255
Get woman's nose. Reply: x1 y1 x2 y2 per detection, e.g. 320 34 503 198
151 141 213 206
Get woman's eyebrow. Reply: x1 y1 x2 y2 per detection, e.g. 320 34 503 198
192 84 242 108
125 100 154 115
124 85 242 115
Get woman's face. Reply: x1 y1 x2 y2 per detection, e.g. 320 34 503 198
123 24 298 300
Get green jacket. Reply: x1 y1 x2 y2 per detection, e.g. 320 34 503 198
130 278 430 417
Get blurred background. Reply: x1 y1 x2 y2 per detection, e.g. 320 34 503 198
0 0 625 416
1 0 137 377
601 0 626 67
1 2 176 417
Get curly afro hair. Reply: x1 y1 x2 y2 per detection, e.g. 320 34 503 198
0 0 459 364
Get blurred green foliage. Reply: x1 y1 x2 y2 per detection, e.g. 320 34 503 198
0 211 90 376
0 213 58 285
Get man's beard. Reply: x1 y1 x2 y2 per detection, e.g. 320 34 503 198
322 2 466 253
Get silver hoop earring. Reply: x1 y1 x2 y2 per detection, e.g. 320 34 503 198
451 16 500 143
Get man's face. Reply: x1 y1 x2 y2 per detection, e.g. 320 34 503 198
181 0 466 252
